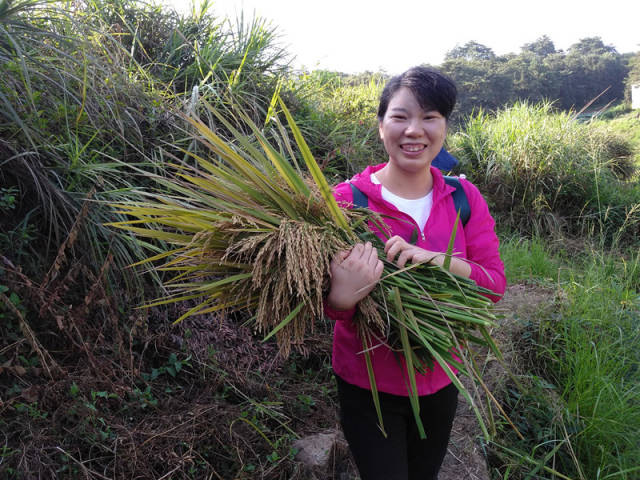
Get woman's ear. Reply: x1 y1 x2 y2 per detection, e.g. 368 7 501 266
378 122 384 140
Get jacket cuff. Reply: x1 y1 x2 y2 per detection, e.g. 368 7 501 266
323 299 356 321
469 264 504 303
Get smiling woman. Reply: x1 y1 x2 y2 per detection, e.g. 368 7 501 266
376 88 447 195
325 66 505 480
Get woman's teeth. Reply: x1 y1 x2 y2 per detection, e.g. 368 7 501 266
402 145 424 152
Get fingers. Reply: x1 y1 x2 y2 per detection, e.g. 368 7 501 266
396 249 411 269
384 235 438 268
332 249 351 265
374 256 384 278
347 241 374 264
362 241 384 282
333 242 381 276
384 235 409 264
365 242 380 268
327 241 383 310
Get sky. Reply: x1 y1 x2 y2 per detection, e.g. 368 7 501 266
166 0 639 74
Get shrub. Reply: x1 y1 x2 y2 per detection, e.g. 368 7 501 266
282 70 386 180
450 102 640 245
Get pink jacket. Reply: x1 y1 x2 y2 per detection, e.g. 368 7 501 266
326 163 506 396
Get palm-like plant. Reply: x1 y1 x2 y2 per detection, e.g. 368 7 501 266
110 98 506 438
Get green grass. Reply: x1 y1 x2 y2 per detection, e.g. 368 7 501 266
490 242 640 480
499 235 563 282
550 252 640 478
450 102 640 245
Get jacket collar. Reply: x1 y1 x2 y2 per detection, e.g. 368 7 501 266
349 163 456 206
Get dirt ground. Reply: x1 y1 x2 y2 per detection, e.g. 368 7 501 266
438 375 491 480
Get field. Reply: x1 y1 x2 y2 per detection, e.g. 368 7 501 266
1 1 639 479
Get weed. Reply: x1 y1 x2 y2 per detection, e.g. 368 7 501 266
0 187 17 209
128 385 158 409
13 402 48 420
142 353 192 381
296 393 316 413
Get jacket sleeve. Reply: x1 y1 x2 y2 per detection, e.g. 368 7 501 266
324 182 357 321
333 181 355 209
460 180 506 302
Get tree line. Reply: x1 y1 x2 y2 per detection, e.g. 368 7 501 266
430 36 637 119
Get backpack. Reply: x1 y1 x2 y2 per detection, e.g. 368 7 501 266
349 176 471 227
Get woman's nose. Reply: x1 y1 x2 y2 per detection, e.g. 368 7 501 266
404 118 423 136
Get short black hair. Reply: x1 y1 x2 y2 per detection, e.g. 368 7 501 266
377 67 457 121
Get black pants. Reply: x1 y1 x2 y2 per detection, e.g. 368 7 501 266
336 375 458 480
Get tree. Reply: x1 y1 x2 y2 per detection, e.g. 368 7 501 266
521 35 556 57
562 38 627 108
439 36 629 117
445 41 496 61
440 56 512 118
568 37 617 56
623 50 640 103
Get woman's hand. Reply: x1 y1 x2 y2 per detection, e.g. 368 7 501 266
327 242 384 311
384 236 443 268
384 235 472 277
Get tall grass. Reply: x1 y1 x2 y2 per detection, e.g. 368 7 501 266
449 102 640 245
490 241 640 480
0 0 169 275
546 252 640 478
281 70 386 179
0 0 290 281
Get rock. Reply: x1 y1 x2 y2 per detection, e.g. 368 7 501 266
293 430 351 479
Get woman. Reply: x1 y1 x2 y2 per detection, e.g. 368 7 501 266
325 67 506 480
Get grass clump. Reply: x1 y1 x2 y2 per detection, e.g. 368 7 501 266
592 109 640 171
450 102 640 245
282 70 386 179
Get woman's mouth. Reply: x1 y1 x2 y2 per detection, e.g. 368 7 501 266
401 144 426 153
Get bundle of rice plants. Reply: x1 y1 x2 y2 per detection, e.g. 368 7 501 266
109 99 506 438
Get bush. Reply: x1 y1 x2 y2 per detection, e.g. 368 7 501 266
282 70 386 180
450 102 640 245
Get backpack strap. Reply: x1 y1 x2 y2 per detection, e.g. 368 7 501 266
443 176 471 227
350 183 368 208
349 177 471 227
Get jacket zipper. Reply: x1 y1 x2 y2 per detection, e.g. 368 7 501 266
372 196 428 244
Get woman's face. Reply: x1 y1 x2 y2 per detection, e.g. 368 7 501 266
378 87 447 174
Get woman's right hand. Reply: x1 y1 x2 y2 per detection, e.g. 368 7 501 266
326 242 384 311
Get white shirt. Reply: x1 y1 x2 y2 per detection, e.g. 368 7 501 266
371 174 433 231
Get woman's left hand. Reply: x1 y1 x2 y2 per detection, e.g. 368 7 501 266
384 235 472 278
384 235 444 268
